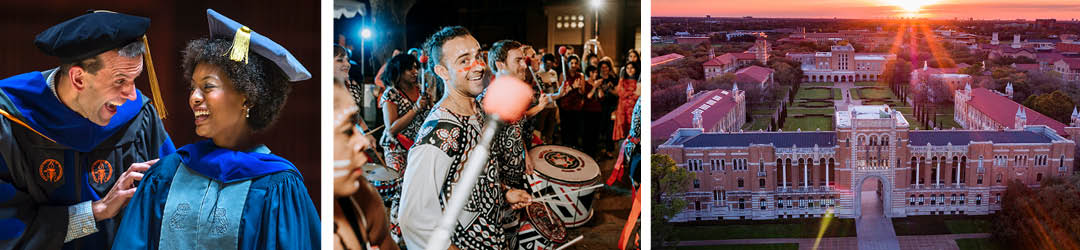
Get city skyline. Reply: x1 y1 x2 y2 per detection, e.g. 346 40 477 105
652 0 1080 20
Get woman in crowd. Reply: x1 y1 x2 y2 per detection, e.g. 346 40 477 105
613 61 640 143
379 54 431 173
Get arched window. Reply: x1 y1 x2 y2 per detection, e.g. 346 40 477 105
739 198 746 209
738 178 744 188
693 179 700 188
976 194 982 205
883 135 890 146
760 199 767 210
759 178 766 188
909 195 916 205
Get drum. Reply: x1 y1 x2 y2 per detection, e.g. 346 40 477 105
517 203 568 250
361 163 402 207
527 145 601 228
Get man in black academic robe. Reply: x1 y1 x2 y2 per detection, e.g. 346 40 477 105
0 11 175 250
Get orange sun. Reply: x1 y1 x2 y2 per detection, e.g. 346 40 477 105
881 0 941 17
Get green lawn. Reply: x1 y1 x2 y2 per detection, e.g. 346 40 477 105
803 82 835 87
752 108 776 116
794 100 834 109
893 215 994 236
956 238 1004 250
854 81 882 87
901 114 925 130
934 114 961 129
677 243 800 250
675 218 857 240
787 108 835 115
795 88 832 100
744 116 773 131
945 219 993 234
833 88 843 100
856 87 896 100
783 116 833 131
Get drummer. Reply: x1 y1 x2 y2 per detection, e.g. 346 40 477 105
398 26 532 250
479 39 551 249
483 40 548 189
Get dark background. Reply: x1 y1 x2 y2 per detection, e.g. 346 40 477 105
0 1 322 209
334 0 641 77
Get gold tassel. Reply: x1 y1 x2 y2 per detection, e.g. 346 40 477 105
226 26 252 64
142 35 167 120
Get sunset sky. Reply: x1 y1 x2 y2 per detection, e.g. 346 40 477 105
652 0 1080 20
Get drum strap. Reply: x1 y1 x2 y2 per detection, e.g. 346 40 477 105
618 187 640 250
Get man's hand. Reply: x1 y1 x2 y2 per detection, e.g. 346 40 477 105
93 159 157 221
536 94 550 108
506 189 532 210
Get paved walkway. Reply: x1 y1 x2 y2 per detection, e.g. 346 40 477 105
897 233 991 250
832 82 862 111
856 190 901 250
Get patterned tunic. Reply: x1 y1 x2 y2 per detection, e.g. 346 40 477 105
477 92 529 190
401 107 512 250
379 87 428 172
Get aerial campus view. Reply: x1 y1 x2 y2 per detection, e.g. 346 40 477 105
649 0 1080 249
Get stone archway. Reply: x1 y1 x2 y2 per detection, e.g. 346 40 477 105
853 173 892 218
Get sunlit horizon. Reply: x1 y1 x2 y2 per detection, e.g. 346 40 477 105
652 0 1080 20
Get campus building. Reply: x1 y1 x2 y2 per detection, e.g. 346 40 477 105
954 85 1068 136
657 104 1076 221
786 44 895 83
652 84 746 148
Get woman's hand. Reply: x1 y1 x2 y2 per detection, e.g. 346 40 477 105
506 189 532 210
415 95 431 111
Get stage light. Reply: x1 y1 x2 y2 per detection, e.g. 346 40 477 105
360 28 372 39
590 0 602 8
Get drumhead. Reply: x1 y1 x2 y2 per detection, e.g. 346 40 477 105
528 145 600 183
525 203 567 243
362 163 401 182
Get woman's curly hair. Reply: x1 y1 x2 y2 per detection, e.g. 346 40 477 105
181 38 291 132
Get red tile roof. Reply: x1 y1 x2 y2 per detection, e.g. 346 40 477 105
652 53 685 67
735 65 774 84
703 53 734 67
1012 63 1040 72
1062 58 1080 69
1036 52 1065 63
967 88 1066 135
652 87 741 140
732 53 757 60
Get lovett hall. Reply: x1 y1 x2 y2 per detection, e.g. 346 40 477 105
657 104 1078 221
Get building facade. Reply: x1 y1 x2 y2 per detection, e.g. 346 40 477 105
954 85 1068 136
657 105 1076 221
652 84 747 148
786 44 895 83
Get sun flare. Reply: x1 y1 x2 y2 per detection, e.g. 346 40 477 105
881 0 941 16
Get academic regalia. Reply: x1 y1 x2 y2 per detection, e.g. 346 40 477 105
113 140 319 250
0 72 176 250
0 11 175 250
113 8 317 250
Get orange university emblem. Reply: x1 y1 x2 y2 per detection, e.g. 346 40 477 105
91 160 112 184
38 159 62 183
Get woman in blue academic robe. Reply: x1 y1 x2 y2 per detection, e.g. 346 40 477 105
113 9 319 249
